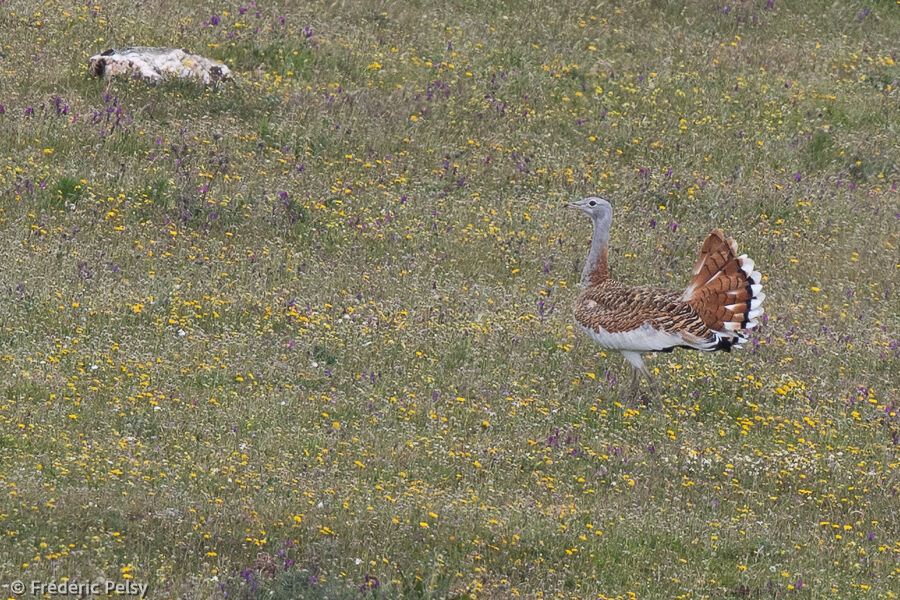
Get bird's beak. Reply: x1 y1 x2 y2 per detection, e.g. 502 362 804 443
565 203 576 209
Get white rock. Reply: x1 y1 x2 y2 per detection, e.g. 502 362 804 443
88 47 232 84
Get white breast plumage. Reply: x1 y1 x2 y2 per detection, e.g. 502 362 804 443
580 322 691 352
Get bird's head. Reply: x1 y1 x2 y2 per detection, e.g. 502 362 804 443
567 197 612 221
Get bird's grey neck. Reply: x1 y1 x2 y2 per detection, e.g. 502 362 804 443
581 214 611 286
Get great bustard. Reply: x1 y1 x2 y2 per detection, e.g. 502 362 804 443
569 197 764 401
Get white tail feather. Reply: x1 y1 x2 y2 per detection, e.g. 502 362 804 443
750 292 766 309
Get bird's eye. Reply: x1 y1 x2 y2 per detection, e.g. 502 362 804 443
589 200 596 207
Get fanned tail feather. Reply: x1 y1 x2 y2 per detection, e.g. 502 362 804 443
681 230 765 350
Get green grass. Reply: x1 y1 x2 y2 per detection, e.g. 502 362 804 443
1 1 899 599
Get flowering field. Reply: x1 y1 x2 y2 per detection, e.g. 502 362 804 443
1 1 898 598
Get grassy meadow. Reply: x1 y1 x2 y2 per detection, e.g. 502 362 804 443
1 0 899 598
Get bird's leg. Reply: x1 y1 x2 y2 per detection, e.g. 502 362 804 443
640 363 662 405
615 368 634 404
628 366 641 403
621 352 647 406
